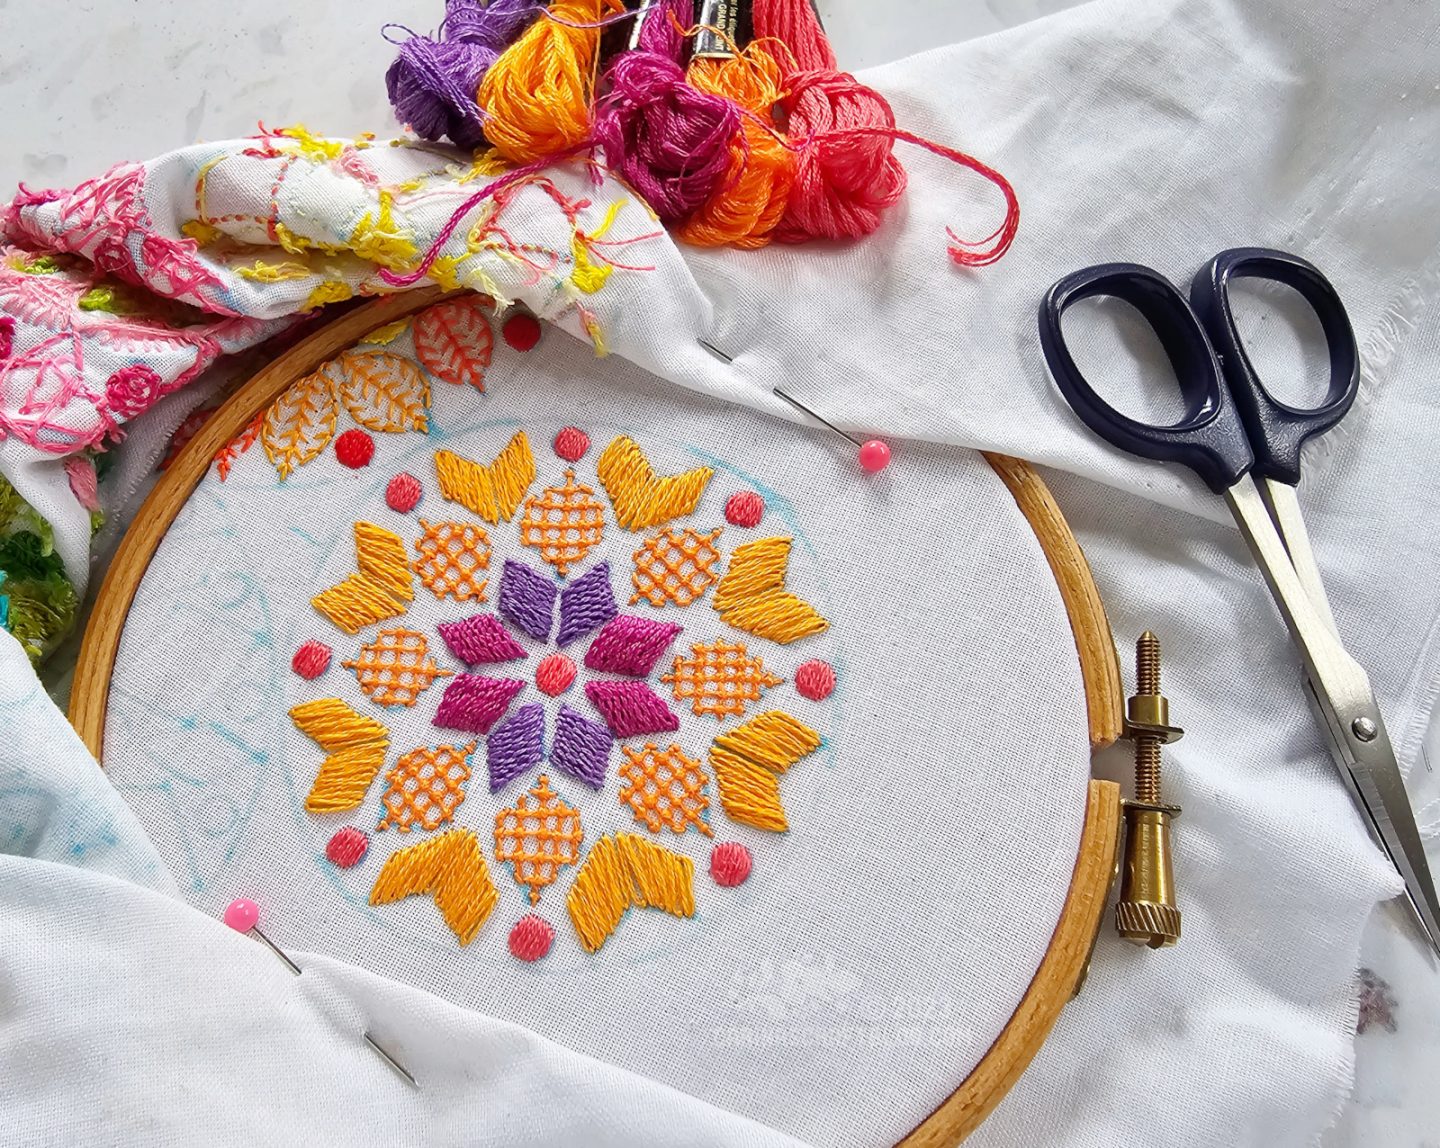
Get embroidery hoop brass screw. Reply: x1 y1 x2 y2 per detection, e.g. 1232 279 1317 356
1116 631 1183 948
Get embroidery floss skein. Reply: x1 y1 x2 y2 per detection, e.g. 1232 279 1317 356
386 0 545 149
750 0 907 243
477 0 614 164
593 0 739 224
678 31 795 248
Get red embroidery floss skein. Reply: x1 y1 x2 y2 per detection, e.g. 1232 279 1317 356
593 0 739 224
750 0 906 243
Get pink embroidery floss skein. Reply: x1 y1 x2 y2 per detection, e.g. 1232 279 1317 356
592 0 740 224
750 0 907 243
385 0 544 149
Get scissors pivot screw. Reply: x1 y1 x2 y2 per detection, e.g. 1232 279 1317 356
1116 632 1183 949
1351 717 1378 743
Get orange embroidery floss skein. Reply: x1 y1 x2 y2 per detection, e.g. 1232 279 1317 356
477 0 618 164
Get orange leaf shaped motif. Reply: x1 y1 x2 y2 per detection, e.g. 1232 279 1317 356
329 350 430 432
262 367 337 479
215 410 263 481
414 295 494 391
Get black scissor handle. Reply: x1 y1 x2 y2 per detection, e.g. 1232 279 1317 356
1039 263 1254 494
1191 248 1360 486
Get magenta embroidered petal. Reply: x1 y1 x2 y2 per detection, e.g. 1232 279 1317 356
583 614 682 677
584 679 681 738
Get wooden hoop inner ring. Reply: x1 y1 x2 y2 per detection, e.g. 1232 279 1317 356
69 289 1123 1146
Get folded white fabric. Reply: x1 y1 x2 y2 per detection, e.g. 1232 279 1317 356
2 0 1437 1145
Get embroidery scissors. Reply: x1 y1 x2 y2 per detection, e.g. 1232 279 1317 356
1038 247 1440 956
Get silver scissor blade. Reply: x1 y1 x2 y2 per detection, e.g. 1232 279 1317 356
1258 478 1340 640
1227 478 1440 957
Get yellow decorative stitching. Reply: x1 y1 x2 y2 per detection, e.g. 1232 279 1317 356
566 833 696 954
290 698 390 813
236 260 313 282
711 536 829 644
618 744 713 836
595 435 713 531
377 742 476 831
261 367 337 480
707 711 821 832
433 431 535 523
494 774 585 904
331 351 430 433
312 522 414 634
369 828 498 945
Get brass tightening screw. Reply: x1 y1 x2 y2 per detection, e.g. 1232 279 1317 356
1116 631 1183 948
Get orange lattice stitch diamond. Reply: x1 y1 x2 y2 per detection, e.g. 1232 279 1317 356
378 741 476 832
519 469 605 576
414 519 491 601
660 639 783 720
618 743 713 837
494 774 584 904
343 628 453 707
629 527 724 607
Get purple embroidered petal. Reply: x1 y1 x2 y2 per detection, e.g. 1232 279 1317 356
556 560 618 647
487 702 546 791
583 614 683 677
434 674 525 735
498 558 557 640
584 680 681 739
550 704 613 788
437 614 527 665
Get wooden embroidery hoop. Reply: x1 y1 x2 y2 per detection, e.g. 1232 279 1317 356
69 288 1125 1146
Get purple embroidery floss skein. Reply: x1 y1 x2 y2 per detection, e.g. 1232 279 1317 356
592 0 739 224
385 0 544 150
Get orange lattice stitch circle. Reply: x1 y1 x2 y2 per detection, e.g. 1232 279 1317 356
618 743 714 836
629 527 724 607
343 628 452 707
518 469 605 576
660 639 783 720
378 741 476 832
414 518 492 601
494 774 585 904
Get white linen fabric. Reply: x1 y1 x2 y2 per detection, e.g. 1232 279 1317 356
2 0 1439 1145
104 321 1091 1147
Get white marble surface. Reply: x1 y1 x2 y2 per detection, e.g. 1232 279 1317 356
0 0 1433 1143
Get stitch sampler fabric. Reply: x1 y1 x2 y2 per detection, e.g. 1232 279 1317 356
3 2 1440 1148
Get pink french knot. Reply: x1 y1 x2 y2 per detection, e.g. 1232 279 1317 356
63 456 100 512
104 364 164 420
292 640 333 679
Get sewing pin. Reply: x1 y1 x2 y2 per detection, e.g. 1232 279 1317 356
223 898 418 1087
772 387 891 473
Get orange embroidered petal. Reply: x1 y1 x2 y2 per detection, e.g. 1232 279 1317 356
413 294 494 391
312 573 407 634
629 526 724 607
618 743 713 836
566 833 695 954
343 628 452 707
414 518 492 601
712 536 829 644
377 741 475 831
494 774 584 904
518 469 606 576
434 430 535 523
329 349 430 432
595 435 713 531
707 711 822 832
369 828 497 945
215 410 263 481
261 366 337 479
660 639 782 719
354 521 414 603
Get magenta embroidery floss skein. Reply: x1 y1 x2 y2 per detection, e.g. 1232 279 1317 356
592 0 740 224
385 0 545 149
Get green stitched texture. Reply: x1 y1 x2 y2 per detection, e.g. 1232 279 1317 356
0 474 79 664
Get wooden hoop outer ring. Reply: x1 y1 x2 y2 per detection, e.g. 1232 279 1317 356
68 290 1124 1147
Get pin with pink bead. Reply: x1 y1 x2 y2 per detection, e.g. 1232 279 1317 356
223 897 417 1087
772 387 891 473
